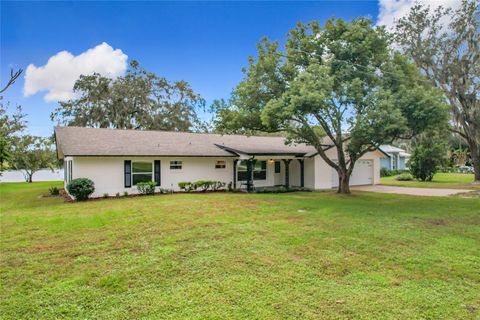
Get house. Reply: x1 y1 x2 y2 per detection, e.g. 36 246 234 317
54 127 384 197
379 145 411 170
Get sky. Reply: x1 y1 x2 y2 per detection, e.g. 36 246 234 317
1 0 459 137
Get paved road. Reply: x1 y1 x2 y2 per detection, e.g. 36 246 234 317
352 185 472 197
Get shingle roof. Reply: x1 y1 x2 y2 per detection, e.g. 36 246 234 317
54 127 317 158
379 145 406 154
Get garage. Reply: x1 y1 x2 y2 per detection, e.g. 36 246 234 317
332 159 373 187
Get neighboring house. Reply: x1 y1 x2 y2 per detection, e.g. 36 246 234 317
379 145 411 170
54 127 383 197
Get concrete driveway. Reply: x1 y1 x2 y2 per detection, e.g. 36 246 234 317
352 185 472 197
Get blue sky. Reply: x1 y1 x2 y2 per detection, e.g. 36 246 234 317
2 1 383 137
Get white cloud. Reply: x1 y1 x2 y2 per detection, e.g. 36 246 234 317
377 0 461 29
24 42 128 102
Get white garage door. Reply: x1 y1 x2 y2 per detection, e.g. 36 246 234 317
332 160 373 187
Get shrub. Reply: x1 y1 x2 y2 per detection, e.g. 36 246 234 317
178 181 197 192
227 182 233 192
409 139 447 181
136 181 156 195
159 188 172 194
395 173 413 181
103 193 109 198
212 181 226 191
381 168 409 177
196 180 210 192
124 191 129 197
115 192 121 198
48 186 60 196
67 178 95 201
380 167 391 177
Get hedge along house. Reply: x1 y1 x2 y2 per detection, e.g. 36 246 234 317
55 127 383 198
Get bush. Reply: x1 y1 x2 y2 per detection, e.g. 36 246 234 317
48 186 60 196
211 181 226 191
196 180 211 192
395 173 413 181
103 193 109 198
381 168 409 177
409 139 447 181
136 181 156 195
115 192 121 198
178 181 197 192
67 178 95 201
124 191 129 197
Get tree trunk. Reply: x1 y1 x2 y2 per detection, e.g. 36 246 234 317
28 174 33 183
337 169 351 194
468 141 480 183
472 150 480 183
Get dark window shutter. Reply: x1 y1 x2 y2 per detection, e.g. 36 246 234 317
154 160 161 186
124 160 131 188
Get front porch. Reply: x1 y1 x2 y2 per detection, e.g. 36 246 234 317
232 157 306 192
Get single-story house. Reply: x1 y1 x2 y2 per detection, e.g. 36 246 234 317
54 127 383 197
379 145 411 171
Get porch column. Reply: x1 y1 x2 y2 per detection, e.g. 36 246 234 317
233 159 238 189
282 159 291 189
298 159 304 188
246 159 254 192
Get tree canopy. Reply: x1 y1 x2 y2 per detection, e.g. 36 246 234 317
10 135 57 183
214 18 447 193
51 60 206 132
394 0 480 181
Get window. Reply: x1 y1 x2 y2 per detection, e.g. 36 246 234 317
392 155 397 170
237 161 248 181
215 160 226 169
170 160 183 170
237 160 267 181
274 161 281 173
253 161 267 180
65 160 73 183
132 161 153 185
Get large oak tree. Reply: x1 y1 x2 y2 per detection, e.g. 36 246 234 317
214 18 447 193
394 0 480 182
51 60 206 132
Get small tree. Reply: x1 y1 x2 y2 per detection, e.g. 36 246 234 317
409 135 447 181
10 136 57 183
0 103 27 173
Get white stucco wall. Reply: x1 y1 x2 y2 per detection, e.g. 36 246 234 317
312 149 382 190
65 150 381 197
71 156 235 197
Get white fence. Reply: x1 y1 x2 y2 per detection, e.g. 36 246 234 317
0 169 64 183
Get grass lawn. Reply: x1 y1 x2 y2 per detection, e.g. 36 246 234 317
381 172 479 190
1 182 479 319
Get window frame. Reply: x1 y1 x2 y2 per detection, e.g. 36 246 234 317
131 161 153 186
237 160 267 181
215 160 226 169
274 161 281 173
169 160 183 170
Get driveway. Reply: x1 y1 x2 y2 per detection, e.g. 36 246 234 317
352 185 472 197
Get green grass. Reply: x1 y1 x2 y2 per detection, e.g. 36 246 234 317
381 172 479 189
1 181 479 319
